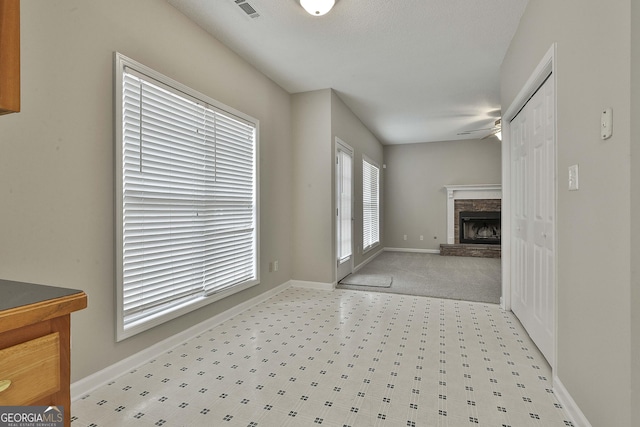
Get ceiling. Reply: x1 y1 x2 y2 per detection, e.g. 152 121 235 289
166 0 529 145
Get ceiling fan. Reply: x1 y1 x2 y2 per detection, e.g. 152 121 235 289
457 118 502 140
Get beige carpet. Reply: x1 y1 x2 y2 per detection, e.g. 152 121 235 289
336 251 501 304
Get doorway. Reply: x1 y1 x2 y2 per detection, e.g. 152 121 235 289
336 138 354 282
503 45 557 369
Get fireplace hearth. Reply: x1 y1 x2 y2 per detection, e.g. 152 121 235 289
459 211 501 245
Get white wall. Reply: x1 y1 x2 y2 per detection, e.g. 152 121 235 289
384 139 501 250
501 1 632 425
0 0 292 382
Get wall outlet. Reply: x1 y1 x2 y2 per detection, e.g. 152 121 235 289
420 235 424 241
273 260 279 272
403 235 407 241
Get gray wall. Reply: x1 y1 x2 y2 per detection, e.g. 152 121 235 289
291 90 385 284
384 139 501 251
291 89 333 284
0 0 293 382
631 0 640 421
331 91 384 271
501 1 632 425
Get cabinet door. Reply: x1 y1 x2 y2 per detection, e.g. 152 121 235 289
0 333 61 405
0 0 20 115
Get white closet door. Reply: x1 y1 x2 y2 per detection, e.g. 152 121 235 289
511 102 530 328
511 75 556 367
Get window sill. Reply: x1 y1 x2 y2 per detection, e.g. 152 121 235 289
363 242 380 255
117 279 259 342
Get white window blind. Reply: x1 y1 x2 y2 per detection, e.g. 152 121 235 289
362 158 380 251
338 149 352 263
116 54 258 340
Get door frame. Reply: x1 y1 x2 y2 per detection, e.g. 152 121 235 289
501 44 557 367
335 137 355 282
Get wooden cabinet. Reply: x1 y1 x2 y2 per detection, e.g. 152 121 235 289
0 0 20 114
0 333 61 405
0 281 87 427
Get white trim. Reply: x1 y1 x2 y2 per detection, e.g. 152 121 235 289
501 126 511 312
501 44 557 368
384 247 441 254
443 184 502 193
362 241 381 255
290 280 335 291
354 248 384 273
553 376 592 427
362 153 380 169
362 156 381 252
503 49 555 122
71 281 291 401
114 52 261 341
443 184 502 245
335 137 355 282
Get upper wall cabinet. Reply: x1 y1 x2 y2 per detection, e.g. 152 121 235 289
0 0 19 115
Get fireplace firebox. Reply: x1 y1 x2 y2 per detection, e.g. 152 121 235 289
459 211 501 245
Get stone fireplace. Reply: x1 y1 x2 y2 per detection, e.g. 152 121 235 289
459 210 501 245
441 184 501 258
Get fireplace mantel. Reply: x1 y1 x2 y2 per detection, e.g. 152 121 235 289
444 184 501 244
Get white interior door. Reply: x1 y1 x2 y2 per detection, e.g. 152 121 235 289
510 74 556 367
336 140 354 281
511 100 530 334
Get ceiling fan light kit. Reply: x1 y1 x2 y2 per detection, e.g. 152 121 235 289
494 119 502 140
456 118 502 140
300 0 335 16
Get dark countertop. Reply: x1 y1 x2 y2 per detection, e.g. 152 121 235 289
0 279 84 312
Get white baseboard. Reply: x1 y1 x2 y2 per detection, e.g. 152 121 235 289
290 280 335 291
553 375 592 427
353 249 384 273
384 247 441 254
71 281 292 401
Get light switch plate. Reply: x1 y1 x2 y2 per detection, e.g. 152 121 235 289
568 164 579 191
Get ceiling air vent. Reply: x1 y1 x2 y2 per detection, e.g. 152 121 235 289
234 0 260 19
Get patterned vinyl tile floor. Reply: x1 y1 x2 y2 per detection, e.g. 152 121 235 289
72 288 573 426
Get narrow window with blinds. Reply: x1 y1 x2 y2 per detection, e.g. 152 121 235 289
362 157 380 252
115 53 259 341
337 149 352 263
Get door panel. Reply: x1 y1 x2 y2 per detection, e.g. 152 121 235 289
511 106 530 314
510 75 555 367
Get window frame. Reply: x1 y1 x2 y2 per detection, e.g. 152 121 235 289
336 138 354 265
362 155 380 253
114 52 260 341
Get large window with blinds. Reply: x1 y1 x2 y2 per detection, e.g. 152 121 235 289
115 53 259 341
362 157 380 252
